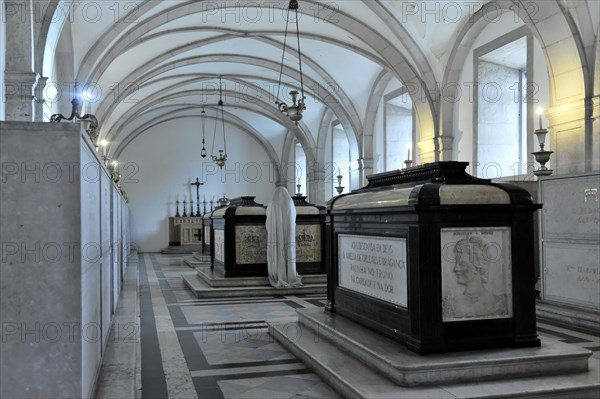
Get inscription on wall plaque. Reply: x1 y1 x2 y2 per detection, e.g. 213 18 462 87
235 225 267 264
542 175 600 240
214 230 224 262
542 242 600 310
338 234 407 307
296 225 321 263
441 227 513 322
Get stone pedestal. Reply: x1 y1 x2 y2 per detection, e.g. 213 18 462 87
268 308 598 398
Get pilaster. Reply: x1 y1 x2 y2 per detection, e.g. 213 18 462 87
4 71 39 121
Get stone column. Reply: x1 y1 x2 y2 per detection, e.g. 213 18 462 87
34 76 48 121
349 158 361 191
357 157 374 187
3 0 39 121
307 164 326 205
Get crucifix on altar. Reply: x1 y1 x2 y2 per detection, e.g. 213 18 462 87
191 177 204 217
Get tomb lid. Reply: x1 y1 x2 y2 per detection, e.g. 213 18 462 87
331 162 538 209
292 195 325 214
211 196 266 217
359 161 489 191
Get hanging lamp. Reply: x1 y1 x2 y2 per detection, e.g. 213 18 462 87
200 106 207 158
275 0 306 125
211 76 227 168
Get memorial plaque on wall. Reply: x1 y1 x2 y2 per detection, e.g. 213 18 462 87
440 227 513 322
542 242 600 310
541 175 600 241
296 225 321 263
214 230 224 262
235 225 267 264
338 234 408 307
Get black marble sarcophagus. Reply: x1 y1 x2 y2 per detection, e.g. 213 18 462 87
325 162 541 354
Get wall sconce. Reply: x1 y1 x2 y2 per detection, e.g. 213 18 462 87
532 107 553 177
50 83 99 143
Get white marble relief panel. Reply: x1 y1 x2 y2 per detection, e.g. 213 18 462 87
441 227 513 322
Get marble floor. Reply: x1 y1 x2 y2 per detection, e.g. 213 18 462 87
95 253 599 399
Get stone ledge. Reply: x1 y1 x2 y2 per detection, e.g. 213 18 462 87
182 273 326 298
268 308 600 398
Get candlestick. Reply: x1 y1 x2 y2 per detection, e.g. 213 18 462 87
407 148 411 160
536 107 544 130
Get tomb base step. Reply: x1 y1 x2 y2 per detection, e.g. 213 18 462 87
160 245 203 255
196 266 326 287
183 252 210 268
268 308 599 398
182 273 326 298
537 300 600 334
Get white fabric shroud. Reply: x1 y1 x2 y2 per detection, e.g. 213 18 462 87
266 187 303 288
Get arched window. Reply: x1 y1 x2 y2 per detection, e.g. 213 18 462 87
294 141 307 197
384 88 414 170
330 121 350 198
474 30 533 179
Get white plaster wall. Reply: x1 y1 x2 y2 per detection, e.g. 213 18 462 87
119 117 278 252
456 14 550 177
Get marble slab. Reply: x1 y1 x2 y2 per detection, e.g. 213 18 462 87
268 308 599 398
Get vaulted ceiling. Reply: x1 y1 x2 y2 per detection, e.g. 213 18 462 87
42 0 598 162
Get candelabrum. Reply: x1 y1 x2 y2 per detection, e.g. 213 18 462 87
335 175 345 194
277 91 306 125
212 150 227 169
532 127 554 176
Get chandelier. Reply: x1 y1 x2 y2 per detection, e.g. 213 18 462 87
200 106 207 158
211 76 227 168
50 82 99 143
275 0 306 125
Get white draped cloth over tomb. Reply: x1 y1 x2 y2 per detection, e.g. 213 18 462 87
266 187 302 288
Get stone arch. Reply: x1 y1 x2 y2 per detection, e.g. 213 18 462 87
70 0 437 159
101 79 316 163
362 69 395 179
441 0 588 163
113 106 283 184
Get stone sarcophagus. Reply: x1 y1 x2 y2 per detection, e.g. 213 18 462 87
293 195 326 274
210 196 268 277
209 195 327 278
326 162 541 354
